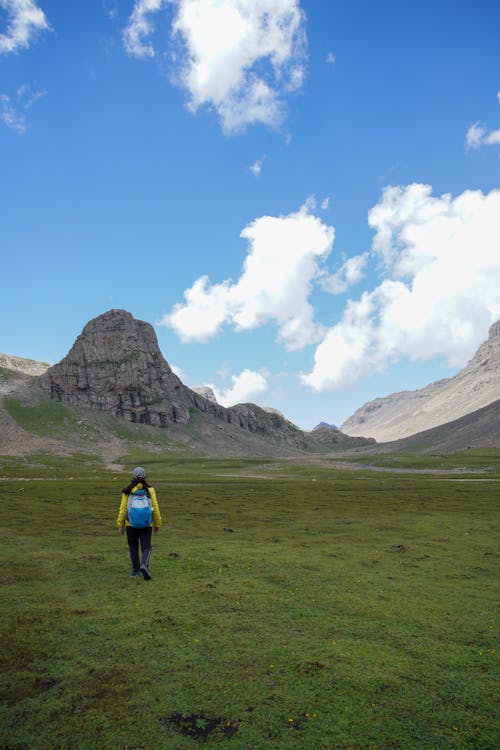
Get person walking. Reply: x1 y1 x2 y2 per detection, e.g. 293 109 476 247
117 466 162 579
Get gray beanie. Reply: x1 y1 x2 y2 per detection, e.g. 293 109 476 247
132 466 146 480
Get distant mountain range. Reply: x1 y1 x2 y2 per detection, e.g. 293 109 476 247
0 310 373 458
1 311 498 458
341 320 500 442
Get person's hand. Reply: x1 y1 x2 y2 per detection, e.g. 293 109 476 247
118 527 125 535
154 527 160 534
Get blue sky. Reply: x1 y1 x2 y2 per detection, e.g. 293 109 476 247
1 0 499 430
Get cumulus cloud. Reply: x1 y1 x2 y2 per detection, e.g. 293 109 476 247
0 0 49 54
485 130 500 145
124 0 307 133
160 202 335 350
303 184 500 391
466 122 500 150
210 368 268 407
321 253 368 295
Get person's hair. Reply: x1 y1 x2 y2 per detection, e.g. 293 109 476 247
122 477 152 495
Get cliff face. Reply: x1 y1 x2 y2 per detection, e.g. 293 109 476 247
39 310 225 427
341 320 500 442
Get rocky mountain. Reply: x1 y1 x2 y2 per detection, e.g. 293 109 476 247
38 310 223 427
2 309 497 458
0 353 50 377
379 398 500 453
341 320 500 442
313 422 338 431
0 354 50 398
27 309 372 454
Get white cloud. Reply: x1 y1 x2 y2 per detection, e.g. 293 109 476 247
0 93 26 132
124 0 307 133
249 158 263 176
325 51 336 65
484 129 500 145
466 121 500 150
465 122 485 149
0 83 46 133
320 196 330 211
160 202 335 350
123 0 167 58
210 368 267 407
0 0 49 54
321 252 368 295
303 184 500 391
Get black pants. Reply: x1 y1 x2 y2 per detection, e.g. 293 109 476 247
126 526 152 572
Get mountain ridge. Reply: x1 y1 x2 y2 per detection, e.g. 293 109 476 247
341 320 500 442
2 310 498 458
5 309 372 456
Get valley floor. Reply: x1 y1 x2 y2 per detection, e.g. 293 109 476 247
1 451 499 749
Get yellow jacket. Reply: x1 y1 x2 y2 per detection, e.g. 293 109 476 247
116 483 162 528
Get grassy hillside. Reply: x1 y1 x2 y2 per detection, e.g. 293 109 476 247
1 452 498 749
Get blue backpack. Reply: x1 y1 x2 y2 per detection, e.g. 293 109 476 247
127 488 153 528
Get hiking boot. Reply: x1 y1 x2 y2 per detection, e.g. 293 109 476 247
130 570 141 577
140 565 152 580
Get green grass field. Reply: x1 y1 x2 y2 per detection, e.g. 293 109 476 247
1 451 498 749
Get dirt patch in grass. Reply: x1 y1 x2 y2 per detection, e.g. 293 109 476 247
160 713 238 741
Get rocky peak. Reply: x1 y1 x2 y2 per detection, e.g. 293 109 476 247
462 319 500 372
39 309 202 426
488 319 500 339
313 421 338 431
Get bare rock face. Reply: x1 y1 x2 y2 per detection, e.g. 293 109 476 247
0 353 50 377
227 403 308 448
39 310 224 427
341 320 500 442
0 353 51 397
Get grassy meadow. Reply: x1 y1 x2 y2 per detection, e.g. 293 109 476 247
1 450 498 749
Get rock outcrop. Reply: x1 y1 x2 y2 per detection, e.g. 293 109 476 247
308 424 375 449
0 353 50 377
227 403 309 449
39 310 226 427
0 354 51 397
341 320 500 442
